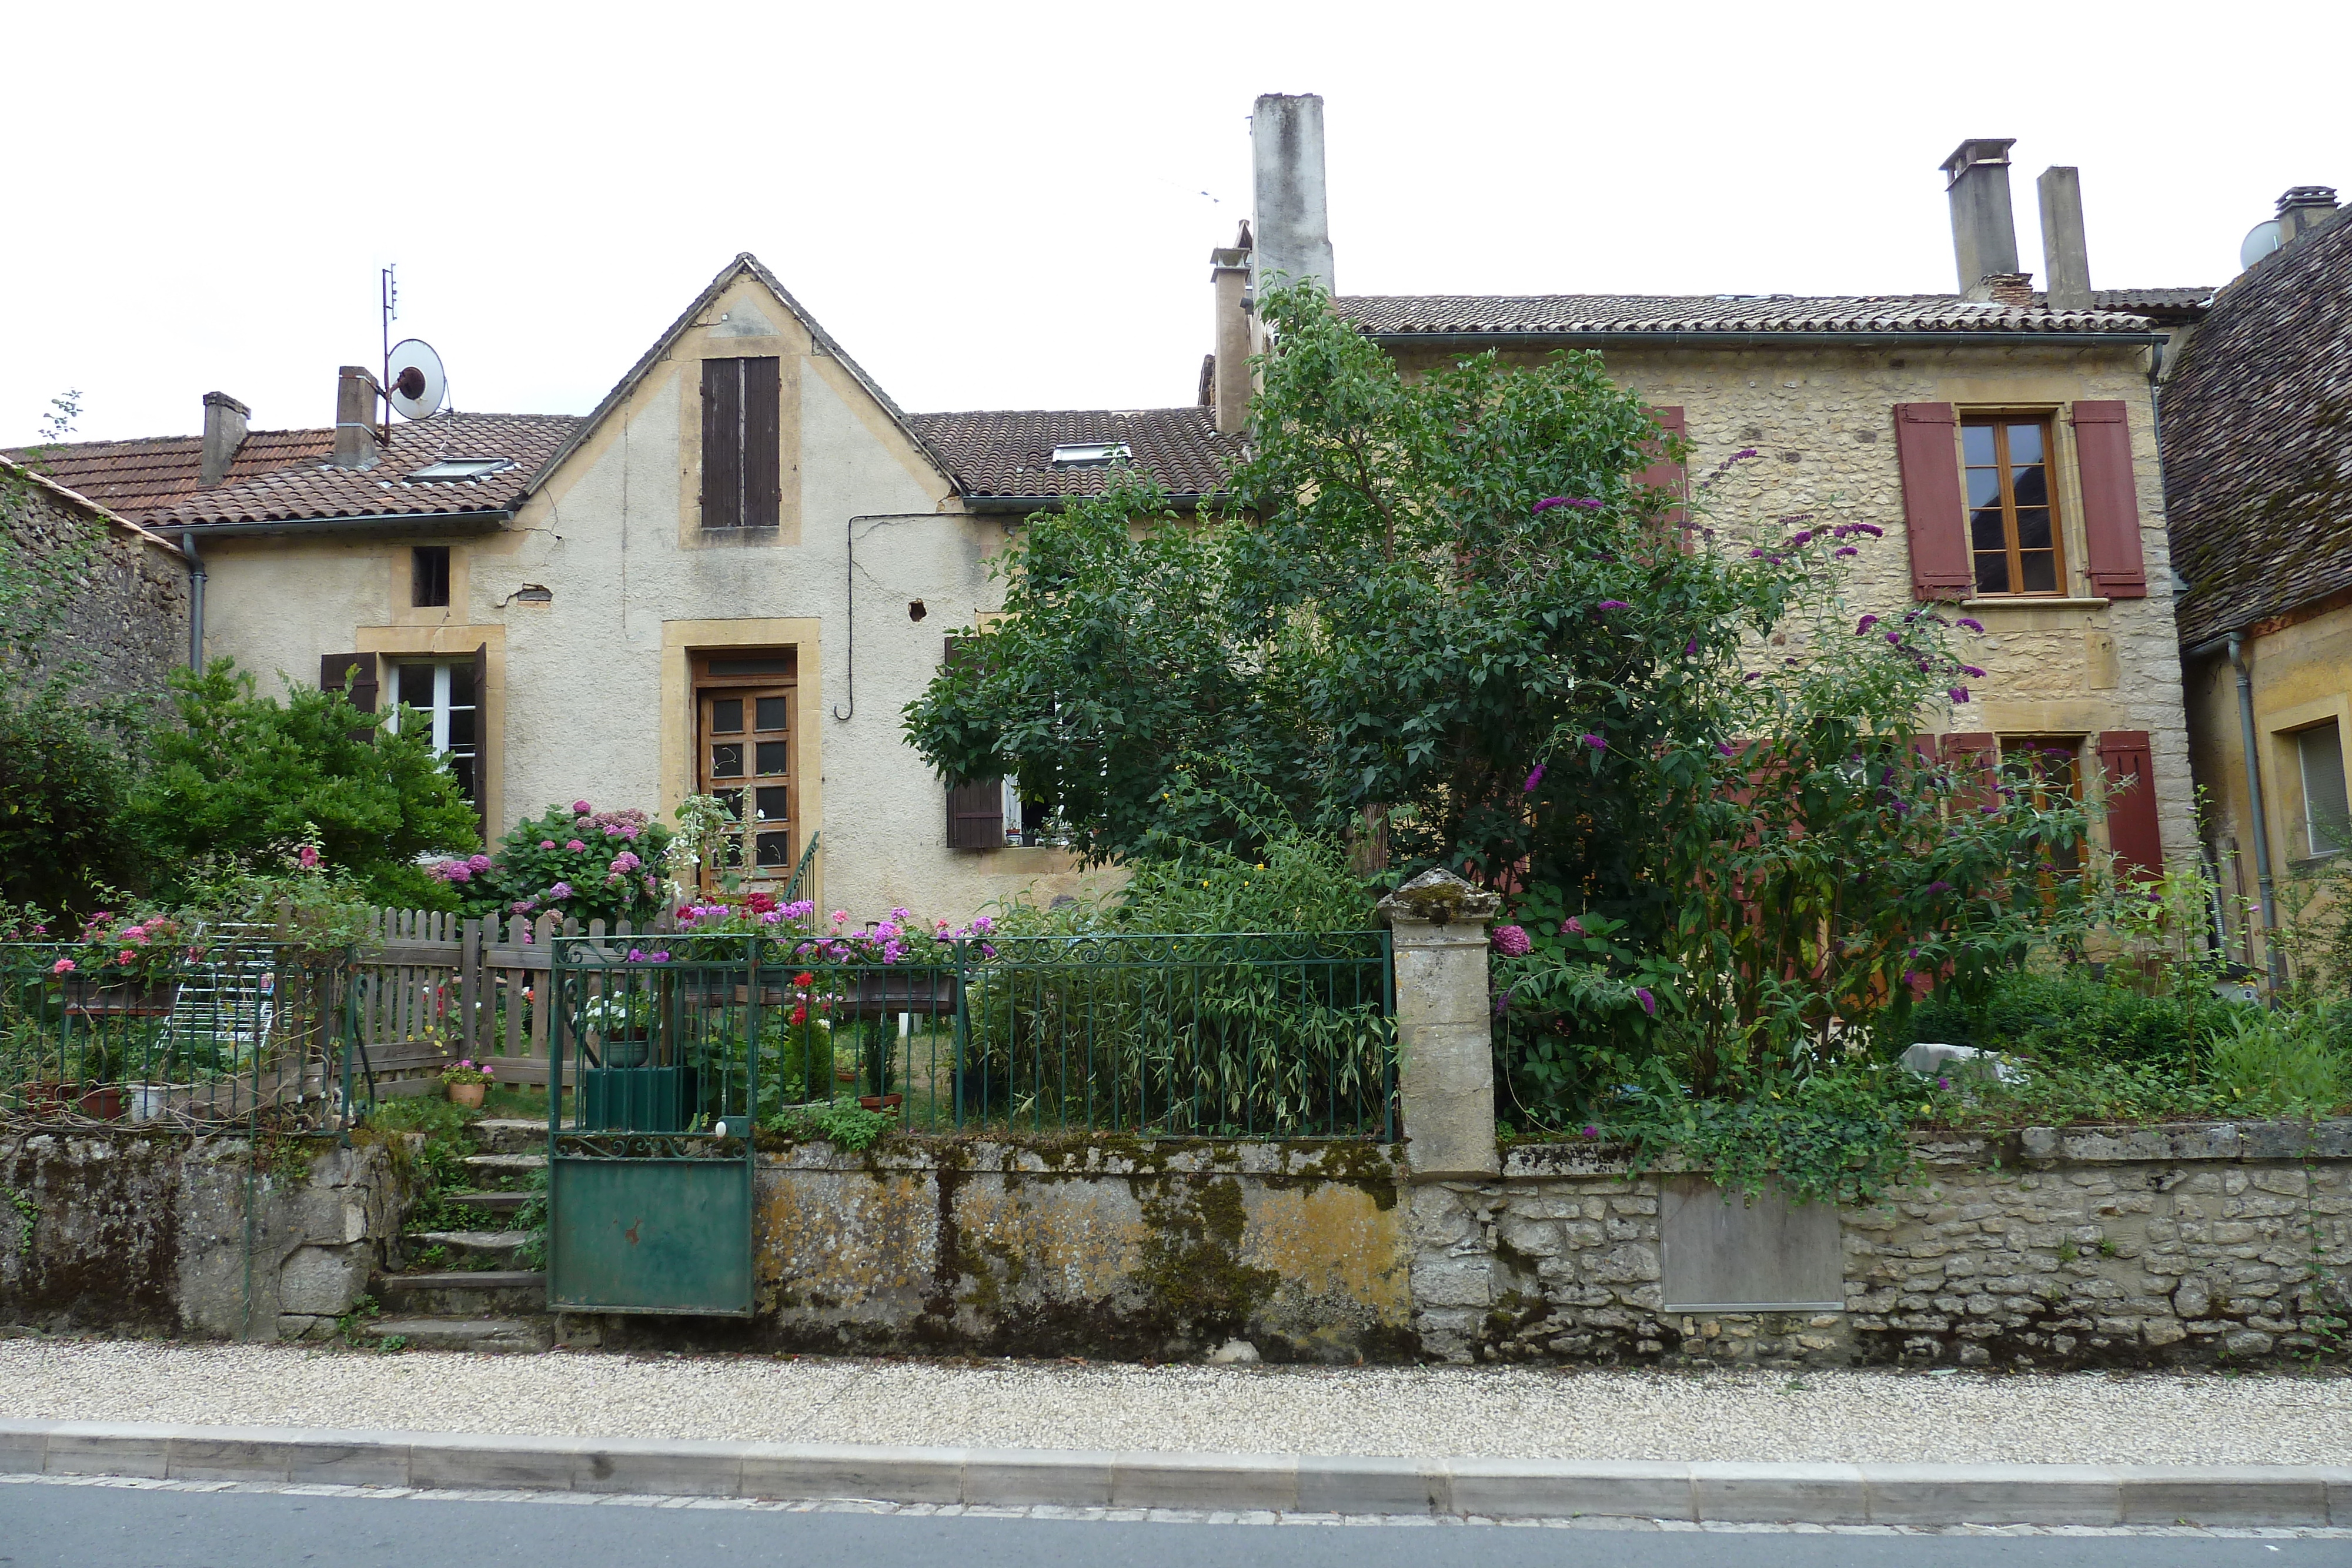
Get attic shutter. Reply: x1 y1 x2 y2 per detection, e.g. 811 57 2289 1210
743 356 781 528
2070 401 2148 599
1893 403 1974 601
1941 731 2000 812
1638 405 1687 531
941 636 1004 850
701 359 743 529
2095 730 2163 880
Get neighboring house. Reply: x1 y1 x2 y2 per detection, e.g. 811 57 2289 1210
2160 186 2352 974
0 454 191 701
1221 102 2204 881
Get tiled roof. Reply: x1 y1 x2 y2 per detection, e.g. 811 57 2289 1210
908 407 1245 502
1334 293 2167 337
2162 210 2352 647
142 413 580 529
9 427 332 516
2082 287 2213 320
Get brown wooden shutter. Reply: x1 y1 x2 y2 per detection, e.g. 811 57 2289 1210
941 636 1004 850
1637 405 1686 530
470 641 490 847
2096 730 2163 880
1941 731 2000 813
2070 401 2147 599
320 653 376 712
1894 403 1973 601
743 356 781 529
701 358 743 529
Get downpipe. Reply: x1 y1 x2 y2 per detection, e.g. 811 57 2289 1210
2229 633 2286 992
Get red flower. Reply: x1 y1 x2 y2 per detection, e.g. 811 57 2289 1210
794 971 815 987
789 1006 808 1025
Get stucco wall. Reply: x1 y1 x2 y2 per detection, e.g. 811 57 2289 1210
1408 1121 2351 1370
2 466 188 702
1388 341 2197 869
0 1132 410 1341
707 1139 1410 1362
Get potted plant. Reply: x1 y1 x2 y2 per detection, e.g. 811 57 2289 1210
51 908 192 1017
580 987 659 1068
441 1058 495 1109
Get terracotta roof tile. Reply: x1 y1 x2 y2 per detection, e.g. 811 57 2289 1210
149 413 578 529
11 427 333 515
2161 210 2352 646
909 407 1244 502
1335 293 2166 336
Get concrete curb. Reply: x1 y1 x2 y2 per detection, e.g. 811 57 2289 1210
1 1422 2344 1526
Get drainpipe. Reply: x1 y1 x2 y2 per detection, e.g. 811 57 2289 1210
179 529 206 671
2229 633 2285 991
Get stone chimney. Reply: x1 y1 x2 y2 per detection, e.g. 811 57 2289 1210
2277 185 2341 247
332 365 380 469
1211 220 1254 436
2036 166 2094 312
1251 93 1335 305
199 391 249 487
1942 137 2021 300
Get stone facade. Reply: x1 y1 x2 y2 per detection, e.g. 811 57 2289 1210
1408 1121 2352 1369
1 459 188 701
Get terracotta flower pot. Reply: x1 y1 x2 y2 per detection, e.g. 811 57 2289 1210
62 977 180 1018
447 1081 487 1109
857 1093 903 1112
76 1086 126 1121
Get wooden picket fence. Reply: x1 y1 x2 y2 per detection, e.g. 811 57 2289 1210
353 907 677 1096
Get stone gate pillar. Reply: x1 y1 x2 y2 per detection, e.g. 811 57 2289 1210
1377 867 1501 1179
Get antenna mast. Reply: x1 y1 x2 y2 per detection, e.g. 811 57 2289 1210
379 263 398 446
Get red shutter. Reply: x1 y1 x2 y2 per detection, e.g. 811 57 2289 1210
1638 405 1686 531
1941 731 2000 813
2070 401 2147 599
1894 403 1973 601
941 636 1004 850
2096 730 2163 880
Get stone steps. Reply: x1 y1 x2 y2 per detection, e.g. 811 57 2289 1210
463 1152 547 1181
378 1269 547 1316
409 1229 530 1265
447 1190 531 1216
368 1316 552 1353
472 1118 546 1155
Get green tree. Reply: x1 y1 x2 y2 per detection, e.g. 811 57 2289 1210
128 659 479 908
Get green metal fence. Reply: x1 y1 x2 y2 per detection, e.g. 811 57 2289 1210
545 930 1395 1141
0 942 357 1130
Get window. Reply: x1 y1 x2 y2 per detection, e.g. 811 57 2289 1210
389 660 477 801
2297 721 2349 858
694 651 796 882
412 546 450 608
700 357 781 529
1048 442 1130 468
1963 417 2065 596
2003 735 2084 881
406 457 512 482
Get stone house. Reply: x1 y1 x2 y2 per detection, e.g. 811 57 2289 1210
0 454 191 701
2161 185 2352 977
1223 101 2201 878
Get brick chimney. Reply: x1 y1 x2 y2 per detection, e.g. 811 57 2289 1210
199 391 249 487
2036 166 2094 312
332 365 380 469
1251 94 1335 303
1942 138 2021 300
1211 220 1254 436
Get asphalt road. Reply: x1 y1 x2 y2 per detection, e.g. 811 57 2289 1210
0 1485 2339 1568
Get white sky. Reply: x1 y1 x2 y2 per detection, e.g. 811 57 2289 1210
4 0 2345 446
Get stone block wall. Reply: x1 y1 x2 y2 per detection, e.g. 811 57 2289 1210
0 1132 410 1340
2 462 189 701
1408 1121 2351 1370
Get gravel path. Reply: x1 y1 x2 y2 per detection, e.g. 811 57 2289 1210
1 1340 2346 1465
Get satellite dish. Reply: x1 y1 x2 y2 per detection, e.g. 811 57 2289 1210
386 338 446 420
2240 219 2283 271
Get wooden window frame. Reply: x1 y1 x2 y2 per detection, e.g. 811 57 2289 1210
692 650 798 887
2000 735 2086 894
1962 412 2067 598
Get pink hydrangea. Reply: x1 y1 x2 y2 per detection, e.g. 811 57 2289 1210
540 840 556 850
566 840 586 852
1491 924 1532 957
573 800 592 815
50 958 75 975
547 881 573 900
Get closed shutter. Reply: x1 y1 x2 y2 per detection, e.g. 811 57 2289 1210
320 653 377 744
743 356 781 529
1637 405 1686 531
2096 730 2163 880
470 641 490 845
2070 401 2147 599
941 636 1004 850
1941 731 2000 813
1894 403 1974 601
701 359 743 529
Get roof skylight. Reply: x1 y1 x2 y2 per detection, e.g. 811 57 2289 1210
406 457 513 483
1048 442 1130 469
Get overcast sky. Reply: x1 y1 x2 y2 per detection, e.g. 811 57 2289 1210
5 0 2345 447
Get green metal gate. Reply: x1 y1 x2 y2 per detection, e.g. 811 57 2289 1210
546 936 760 1316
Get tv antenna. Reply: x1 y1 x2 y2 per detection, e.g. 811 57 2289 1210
379 263 449 424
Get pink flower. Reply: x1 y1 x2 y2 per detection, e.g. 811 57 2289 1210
1582 733 1606 751
1524 764 1544 792
831 910 850 926
610 851 642 873
971 915 994 934
117 950 137 966
50 958 75 975
298 845 320 870
573 800 592 814
548 881 573 900
540 840 556 850
1561 918 1585 936
566 840 586 852
1635 987 1657 1016
469 853 492 871
1491 924 1532 957
1595 600 1631 611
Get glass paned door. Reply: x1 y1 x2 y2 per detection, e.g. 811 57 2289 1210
697 682 795 885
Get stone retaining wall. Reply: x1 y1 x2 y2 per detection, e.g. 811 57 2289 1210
1409 1120 2352 1369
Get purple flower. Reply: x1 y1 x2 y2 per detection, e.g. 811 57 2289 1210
1524 764 1545 792
1595 599 1631 611
1492 924 1532 957
1885 630 1903 646
1949 687 1971 704
547 881 573 900
1856 614 1879 633
1960 664 1986 678
1788 530 1813 546
1684 639 1699 656
1956 617 1984 633
1581 1124 1600 1139
1635 987 1657 1017
1852 523 1885 537
1749 548 1766 559
1937 1076 1952 1090
1717 741 1736 755
1732 447 1760 461
1561 917 1585 936
573 800 592 815
1582 733 1607 751
1833 546 1858 558
469 853 492 871
1743 671 1762 681
1534 496 1602 513
1926 880 1951 894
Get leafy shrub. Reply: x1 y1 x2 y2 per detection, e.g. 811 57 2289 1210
2206 1008 2350 1116
437 801 673 928
764 1100 891 1151
1905 968 2224 1068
